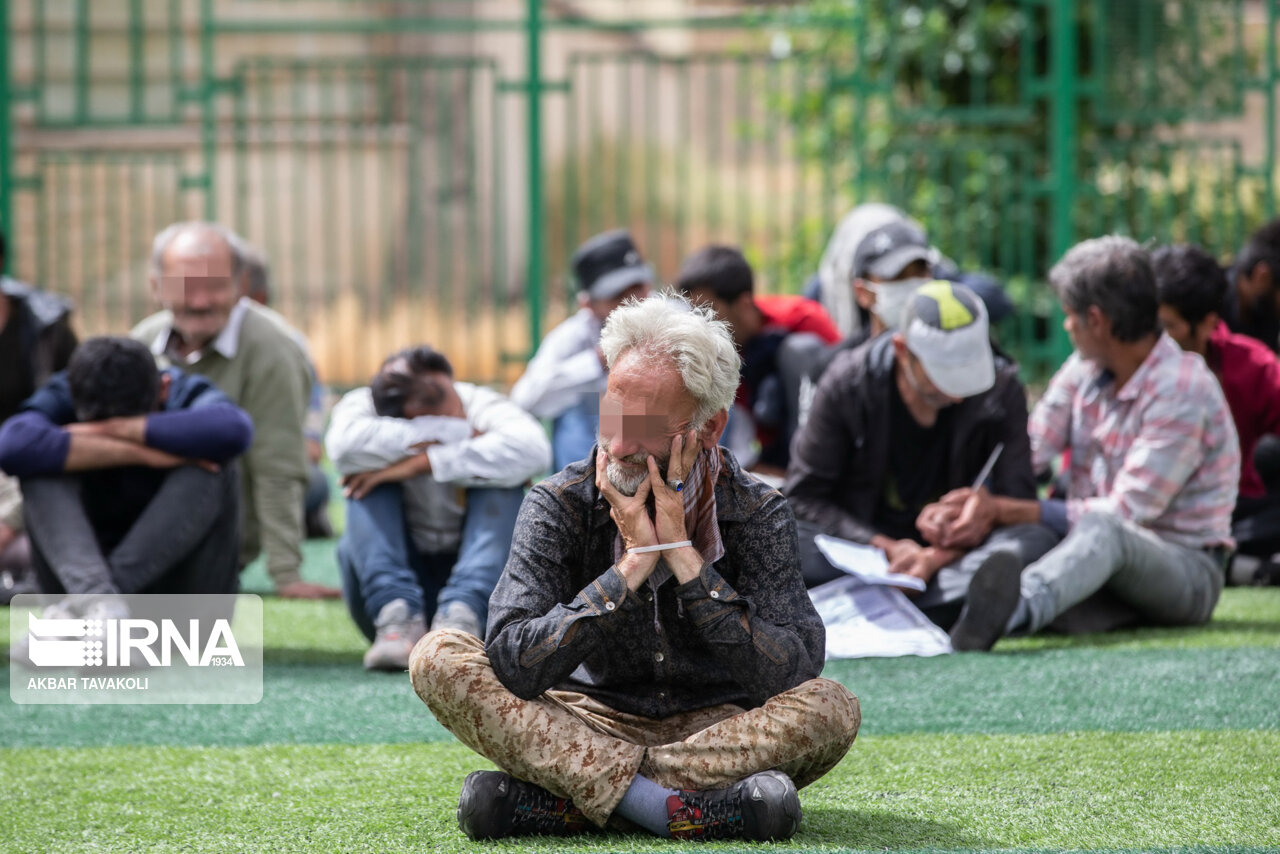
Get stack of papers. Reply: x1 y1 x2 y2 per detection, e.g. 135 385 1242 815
808 534 951 659
814 534 926 591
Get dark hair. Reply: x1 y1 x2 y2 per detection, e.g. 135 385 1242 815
67 336 161 422
1151 244 1228 327
370 345 454 417
1234 218 1280 284
1048 235 1159 343
241 249 270 304
674 245 754 303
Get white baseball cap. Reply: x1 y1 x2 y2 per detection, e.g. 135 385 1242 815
901 281 996 399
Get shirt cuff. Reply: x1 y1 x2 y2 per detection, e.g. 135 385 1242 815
1039 499 1069 536
575 564 643 618
675 563 747 630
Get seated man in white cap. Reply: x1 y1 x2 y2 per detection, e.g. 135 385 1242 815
511 230 653 472
785 282 1059 632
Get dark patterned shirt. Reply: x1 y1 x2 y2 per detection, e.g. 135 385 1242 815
485 447 825 718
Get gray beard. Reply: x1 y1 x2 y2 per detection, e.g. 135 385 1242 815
606 460 649 496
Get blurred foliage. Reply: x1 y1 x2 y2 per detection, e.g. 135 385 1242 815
756 0 1263 373
765 0 1259 275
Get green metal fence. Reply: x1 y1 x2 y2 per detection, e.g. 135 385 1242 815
1 1 1278 386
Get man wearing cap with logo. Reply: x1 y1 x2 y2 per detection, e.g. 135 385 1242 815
945 237 1239 650
511 230 653 472
785 282 1059 632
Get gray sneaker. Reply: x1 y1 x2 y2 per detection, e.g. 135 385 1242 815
363 598 426 672
430 601 482 637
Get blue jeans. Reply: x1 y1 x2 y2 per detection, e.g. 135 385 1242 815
337 484 524 640
552 396 598 473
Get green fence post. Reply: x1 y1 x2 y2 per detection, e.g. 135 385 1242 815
0 0 11 259
1048 0 1079 360
525 0 544 356
201 0 216 219
1267 0 1277 216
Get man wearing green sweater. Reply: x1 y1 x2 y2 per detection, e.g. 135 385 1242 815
132 221 339 599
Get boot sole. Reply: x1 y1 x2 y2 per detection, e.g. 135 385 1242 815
949 551 1021 652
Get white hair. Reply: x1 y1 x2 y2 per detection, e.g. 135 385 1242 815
149 221 245 278
599 291 740 425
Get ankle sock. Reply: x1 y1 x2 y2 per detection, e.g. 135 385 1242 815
614 774 680 837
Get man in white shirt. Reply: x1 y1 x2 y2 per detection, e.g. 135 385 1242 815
326 345 551 671
510 230 653 472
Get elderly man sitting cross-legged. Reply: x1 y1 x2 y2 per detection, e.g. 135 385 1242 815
409 294 860 843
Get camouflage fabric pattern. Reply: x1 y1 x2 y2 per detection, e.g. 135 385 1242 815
411 628 860 827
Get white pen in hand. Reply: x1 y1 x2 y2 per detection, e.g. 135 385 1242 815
971 442 1004 490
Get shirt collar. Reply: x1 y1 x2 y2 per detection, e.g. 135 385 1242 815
153 297 251 364
1114 332 1175 402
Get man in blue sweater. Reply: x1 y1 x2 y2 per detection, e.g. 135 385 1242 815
0 336 253 608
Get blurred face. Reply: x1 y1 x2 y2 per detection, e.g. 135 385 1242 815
152 230 239 350
405 373 464 420
1158 304 1215 357
597 352 702 495
893 340 962 414
587 281 651 324
685 288 755 346
1235 263 1272 313
854 258 933 311
1063 306 1108 362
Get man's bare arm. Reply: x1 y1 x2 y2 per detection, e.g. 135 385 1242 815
62 432 189 471
65 417 147 445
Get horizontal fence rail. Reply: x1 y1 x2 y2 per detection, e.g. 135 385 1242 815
2 0 1278 388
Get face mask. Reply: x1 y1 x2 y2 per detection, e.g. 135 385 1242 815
869 277 931 330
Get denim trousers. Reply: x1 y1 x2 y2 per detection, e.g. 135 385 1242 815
336 483 524 639
23 464 241 596
551 396 599 473
1020 511 1224 633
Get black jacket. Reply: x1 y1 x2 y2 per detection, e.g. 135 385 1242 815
1 276 77 421
485 446 825 718
784 334 1036 544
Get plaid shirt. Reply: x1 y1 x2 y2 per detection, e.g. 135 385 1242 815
1030 333 1239 549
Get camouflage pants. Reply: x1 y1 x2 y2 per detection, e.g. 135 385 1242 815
410 629 861 827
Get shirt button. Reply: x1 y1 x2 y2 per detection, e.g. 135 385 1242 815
709 590 720 599
604 601 615 611
654 652 664 663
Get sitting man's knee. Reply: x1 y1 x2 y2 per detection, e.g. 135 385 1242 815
802 677 861 741
409 628 484 700
1074 510 1124 539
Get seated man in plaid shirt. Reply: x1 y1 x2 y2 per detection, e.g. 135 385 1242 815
937 236 1240 651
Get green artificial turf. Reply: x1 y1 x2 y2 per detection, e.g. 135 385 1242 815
5 644 1280 748
3 542 1279 852
4 732 1278 853
4 590 1280 748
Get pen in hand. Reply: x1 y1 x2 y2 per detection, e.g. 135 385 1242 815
971 442 1004 490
